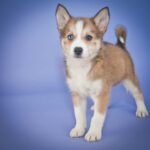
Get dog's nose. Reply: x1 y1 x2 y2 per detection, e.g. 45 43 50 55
74 47 83 57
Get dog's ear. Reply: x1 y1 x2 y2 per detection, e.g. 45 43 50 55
56 4 71 31
93 7 110 34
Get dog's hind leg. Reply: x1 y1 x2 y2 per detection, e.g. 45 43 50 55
123 75 148 117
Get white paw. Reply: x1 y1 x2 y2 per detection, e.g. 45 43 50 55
136 108 149 118
85 131 101 142
70 127 86 138
136 101 149 118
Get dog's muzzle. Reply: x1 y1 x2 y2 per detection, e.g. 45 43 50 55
74 47 83 58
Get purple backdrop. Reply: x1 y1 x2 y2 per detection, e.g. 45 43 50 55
0 0 150 150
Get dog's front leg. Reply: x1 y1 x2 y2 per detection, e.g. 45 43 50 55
85 87 110 142
70 92 87 138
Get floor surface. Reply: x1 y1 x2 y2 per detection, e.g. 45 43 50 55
0 89 150 150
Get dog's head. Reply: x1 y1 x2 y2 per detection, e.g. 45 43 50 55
56 4 110 60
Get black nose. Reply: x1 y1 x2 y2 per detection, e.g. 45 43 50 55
74 47 83 57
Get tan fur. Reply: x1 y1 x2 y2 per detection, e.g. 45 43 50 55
89 42 135 85
88 41 138 114
92 86 110 114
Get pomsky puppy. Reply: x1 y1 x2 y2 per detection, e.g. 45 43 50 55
56 4 149 142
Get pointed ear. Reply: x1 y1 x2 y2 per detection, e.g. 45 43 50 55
56 4 71 31
93 7 110 34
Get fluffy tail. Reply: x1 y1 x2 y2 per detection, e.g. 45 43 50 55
115 26 127 48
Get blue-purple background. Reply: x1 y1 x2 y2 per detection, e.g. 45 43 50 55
0 0 150 150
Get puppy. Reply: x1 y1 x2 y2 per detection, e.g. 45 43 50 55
56 4 149 142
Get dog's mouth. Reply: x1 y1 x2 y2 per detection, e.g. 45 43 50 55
74 55 83 59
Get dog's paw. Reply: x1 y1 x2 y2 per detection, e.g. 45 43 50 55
136 108 149 118
70 127 86 138
85 131 101 142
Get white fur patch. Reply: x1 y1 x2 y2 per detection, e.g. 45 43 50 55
70 20 88 57
119 36 125 43
76 21 84 37
67 60 103 96
74 100 86 128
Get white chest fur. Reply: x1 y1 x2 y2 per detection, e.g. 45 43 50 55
66 59 103 96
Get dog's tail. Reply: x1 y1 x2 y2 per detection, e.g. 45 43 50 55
115 26 127 48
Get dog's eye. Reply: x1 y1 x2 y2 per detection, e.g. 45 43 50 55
85 35 93 41
67 34 74 40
